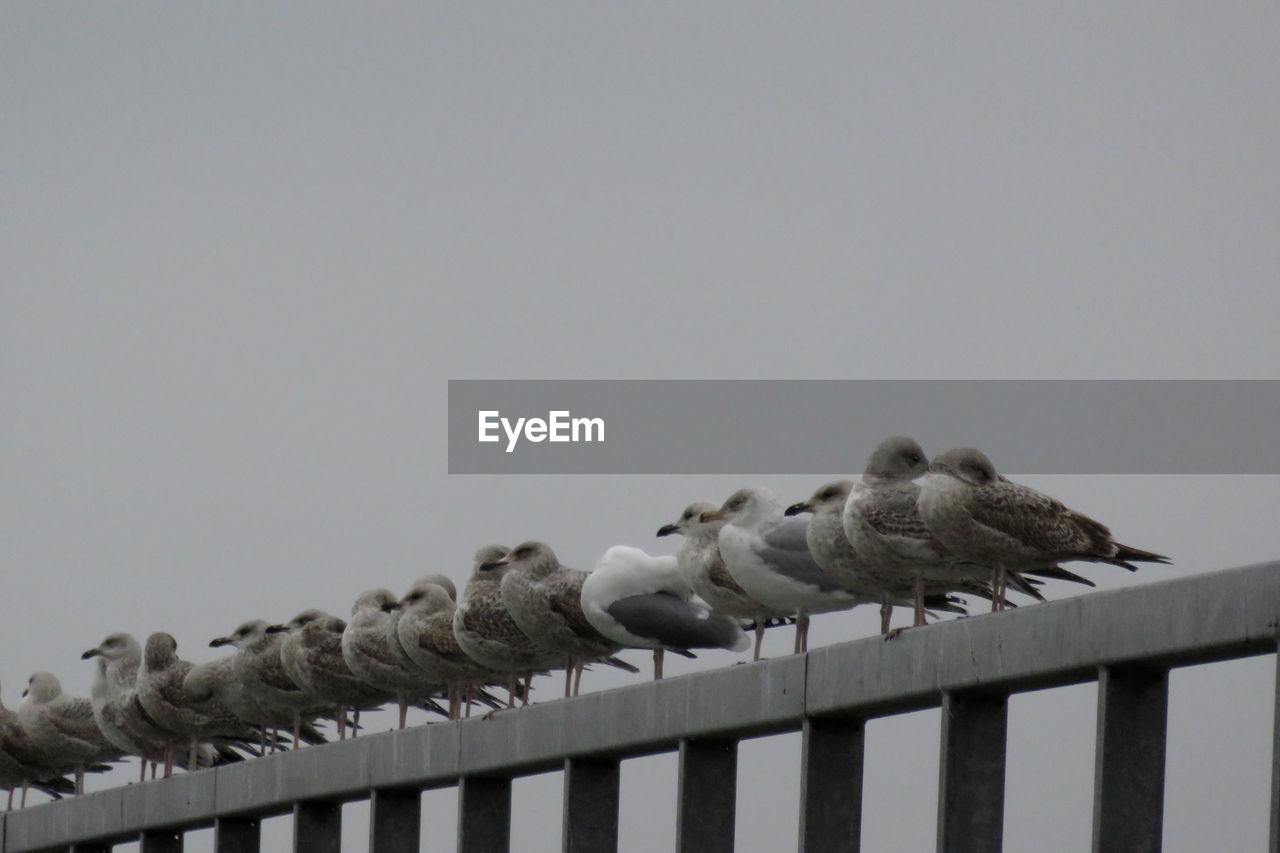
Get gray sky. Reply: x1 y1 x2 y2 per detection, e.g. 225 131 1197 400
3 3 1279 851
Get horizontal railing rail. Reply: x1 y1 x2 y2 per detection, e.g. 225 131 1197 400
3 559 1279 852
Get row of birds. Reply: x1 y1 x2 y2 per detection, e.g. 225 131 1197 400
0 437 1170 809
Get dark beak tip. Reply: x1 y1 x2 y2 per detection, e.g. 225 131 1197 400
80 650 97 660
783 503 809 517
656 524 678 537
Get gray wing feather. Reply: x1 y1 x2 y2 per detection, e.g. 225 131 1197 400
756 518 845 593
606 593 742 650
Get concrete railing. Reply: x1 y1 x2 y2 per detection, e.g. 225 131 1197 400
4 560 1280 852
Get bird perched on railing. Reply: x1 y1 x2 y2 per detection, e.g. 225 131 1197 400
707 486 858 653
18 672 121 795
581 545 749 679
915 446 1170 609
498 541 640 697
658 501 792 661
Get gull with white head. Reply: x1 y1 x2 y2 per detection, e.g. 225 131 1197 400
581 545 749 679
707 486 859 653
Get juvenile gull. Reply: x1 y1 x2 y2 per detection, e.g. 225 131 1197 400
210 619 333 749
498 541 640 697
18 672 120 795
342 590 446 728
272 610 390 739
137 633 260 770
183 655 326 751
785 480 973 635
453 545 563 707
84 632 223 780
916 446 1171 607
841 437 1084 624
657 501 791 661
0 681 78 807
581 545 749 679
397 582 507 719
706 486 859 653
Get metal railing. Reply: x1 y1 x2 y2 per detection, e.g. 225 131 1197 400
4 559 1280 853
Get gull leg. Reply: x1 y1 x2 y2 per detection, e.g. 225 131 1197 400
163 743 173 779
189 737 198 773
522 673 533 707
653 648 665 680
879 598 893 635
990 567 1001 612
564 658 574 698
573 662 585 696
913 575 927 627
353 709 361 738
139 757 147 782
507 673 518 708
466 686 475 718
337 707 346 740
753 623 765 660
21 784 28 808
398 698 408 730
795 614 811 653
293 711 302 747
996 564 1008 611
7 786 14 810
75 763 85 796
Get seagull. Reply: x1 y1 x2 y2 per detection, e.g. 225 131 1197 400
272 609 391 739
453 545 564 708
658 501 792 661
136 633 260 771
18 672 120 795
182 654 326 753
210 620 332 750
581 545 749 679
785 480 974 635
0 680 79 808
706 486 859 653
841 437 1088 625
397 582 508 719
916 446 1171 608
498 541 640 697
84 632 222 781
341 590 447 729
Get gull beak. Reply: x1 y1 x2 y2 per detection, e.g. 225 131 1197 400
21 689 28 698
209 636 233 648
784 501 812 517
699 510 724 523
381 601 401 613
265 624 287 634
656 523 679 537
81 648 101 660
478 559 508 571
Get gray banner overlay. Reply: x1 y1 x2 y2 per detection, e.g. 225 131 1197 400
447 380 1279 475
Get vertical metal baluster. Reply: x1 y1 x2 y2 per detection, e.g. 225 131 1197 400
676 738 737 853
937 691 1008 853
1092 665 1169 853
799 716 864 853
457 777 512 853
139 828 184 853
562 757 620 853
369 787 422 853
293 799 341 853
214 816 261 853
1271 648 1280 853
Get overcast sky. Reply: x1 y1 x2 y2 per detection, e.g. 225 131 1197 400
3 4 1279 851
